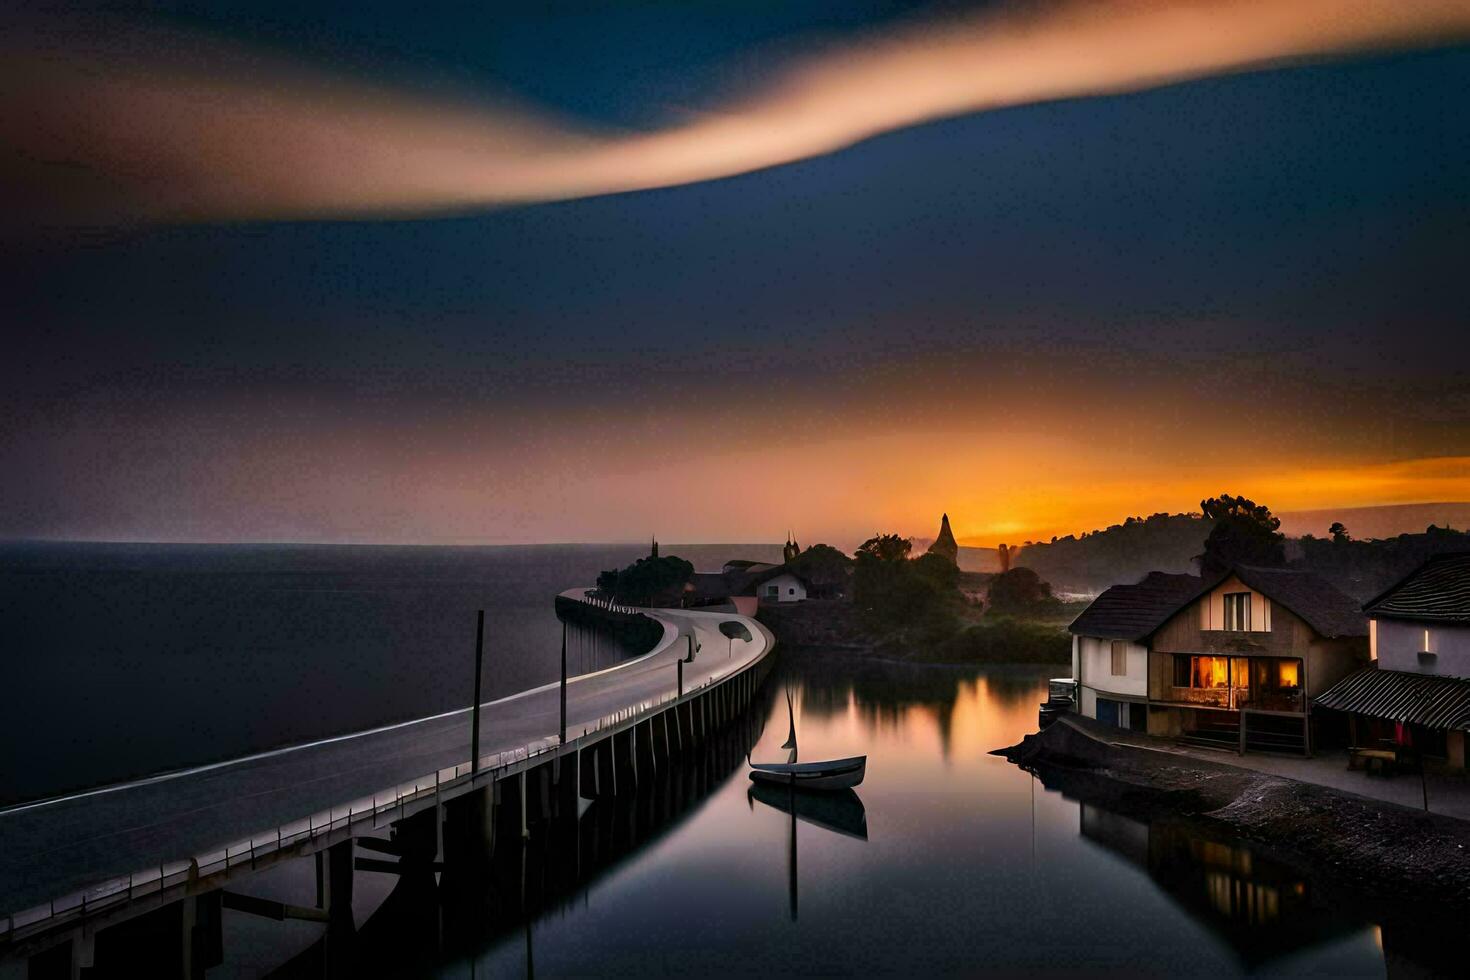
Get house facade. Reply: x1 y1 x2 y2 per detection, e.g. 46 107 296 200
1316 552 1470 769
1147 568 1367 754
1070 566 1369 755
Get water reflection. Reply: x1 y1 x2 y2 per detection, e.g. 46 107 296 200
1076 803 1362 969
747 785 868 842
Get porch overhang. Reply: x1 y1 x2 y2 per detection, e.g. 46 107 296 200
1314 664 1470 731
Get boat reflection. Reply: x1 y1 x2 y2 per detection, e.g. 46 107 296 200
747 784 868 842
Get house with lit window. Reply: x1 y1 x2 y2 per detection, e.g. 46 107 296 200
1069 565 1369 754
1315 552 1470 770
1146 566 1368 754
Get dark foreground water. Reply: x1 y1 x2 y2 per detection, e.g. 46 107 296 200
0 541 781 802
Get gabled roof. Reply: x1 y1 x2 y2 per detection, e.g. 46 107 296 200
1363 552 1470 624
1229 565 1367 639
1069 572 1205 641
1315 664 1470 729
1070 565 1367 642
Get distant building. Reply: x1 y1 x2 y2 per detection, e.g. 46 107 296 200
926 513 959 565
755 570 809 603
682 558 814 608
1069 565 1369 754
1315 552 1470 769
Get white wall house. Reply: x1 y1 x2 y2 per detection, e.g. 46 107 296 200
1373 617 1470 677
1073 634 1150 731
1068 572 1205 733
758 573 807 603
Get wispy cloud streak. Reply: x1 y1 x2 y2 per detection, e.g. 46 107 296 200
6 0 1470 223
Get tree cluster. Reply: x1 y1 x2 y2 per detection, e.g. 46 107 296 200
985 567 1056 614
852 533 962 635
784 542 853 591
1197 494 1285 575
596 554 694 606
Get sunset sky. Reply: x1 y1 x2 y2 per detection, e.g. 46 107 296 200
4 2 1468 548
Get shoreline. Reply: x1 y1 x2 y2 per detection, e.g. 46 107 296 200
997 716 1470 913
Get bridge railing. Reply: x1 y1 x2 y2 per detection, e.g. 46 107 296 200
2 641 751 941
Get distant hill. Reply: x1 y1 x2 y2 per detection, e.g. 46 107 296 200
1292 525 1470 600
952 503 1470 598
1007 514 1211 594
1277 502 1470 541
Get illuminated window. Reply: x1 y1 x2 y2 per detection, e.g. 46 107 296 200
1111 641 1127 676
1222 592 1251 631
1276 660 1299 687
1175 655 1230 688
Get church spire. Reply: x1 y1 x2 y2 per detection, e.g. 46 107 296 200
650 535 658 558
926 512 958 565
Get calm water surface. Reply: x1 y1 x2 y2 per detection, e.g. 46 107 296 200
442 655 1414 978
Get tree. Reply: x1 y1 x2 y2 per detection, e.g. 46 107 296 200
786 543 852 593
856 533 911 563
1329 521 1351 544
912 552 960 592
986 567 1055 613
1198 494 1285 575
852 532 955 631
597 554 694 605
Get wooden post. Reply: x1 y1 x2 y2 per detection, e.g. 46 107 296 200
472 610 485 775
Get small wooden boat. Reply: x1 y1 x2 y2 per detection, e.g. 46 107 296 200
748 755 867 791
749 687 867 790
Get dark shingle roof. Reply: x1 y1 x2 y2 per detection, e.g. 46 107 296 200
1316 664 1470 729
1363 552 1470 624
1231 565 1367 639
1071 565 1367 641
1069 572 1205 641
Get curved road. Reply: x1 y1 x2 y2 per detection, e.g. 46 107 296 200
0 594 774 916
